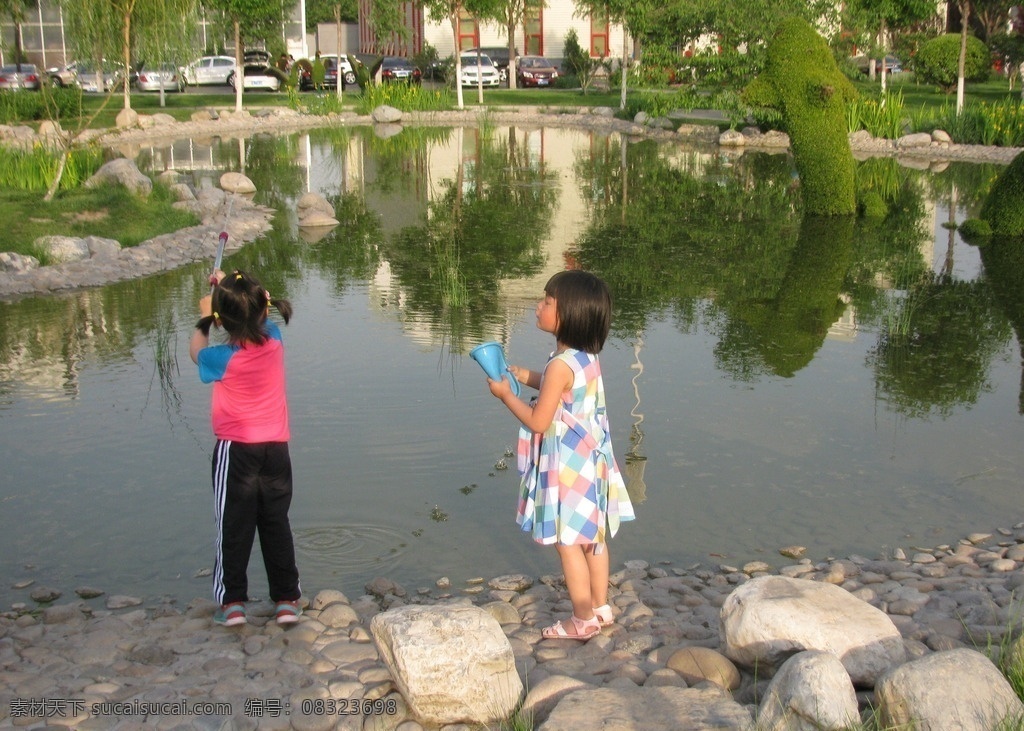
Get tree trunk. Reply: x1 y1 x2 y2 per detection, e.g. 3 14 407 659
234 19 243 113
122 6 132 110
335 5 343 103
957 0 970 114
879 19 888 95
43 149 69 203
619 27 628 110
452 15 464 110
507 18 516 90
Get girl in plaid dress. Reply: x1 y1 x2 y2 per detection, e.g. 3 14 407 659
487 270 634 640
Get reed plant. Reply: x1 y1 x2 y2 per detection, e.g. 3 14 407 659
847 91 907 139
354 82 452 114
911 99 1024 146
0 144 103 192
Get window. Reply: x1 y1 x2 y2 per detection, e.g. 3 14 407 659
458 12 478 52
591 8 609 57
524 5 542 56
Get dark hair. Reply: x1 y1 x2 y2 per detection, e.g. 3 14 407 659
196 269 292 343
545 270 611 354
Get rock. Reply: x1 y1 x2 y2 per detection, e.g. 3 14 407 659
779 546 806 559
366 577 407 598
876 648 1024 731
372 105 403 124
932 129 953 144
297 210 340 228
540 685 753 730
0 251 39 273
719 129 746 147
318 602 359 628
633 111 650 125
35 235 88 263
488 574 534 592
29 586 62 603
520 675 594 725
895 132 934 149
83 236 121 259
297 192 335 219
74 586 105 599
720 575 906 686
115 107 139 129
370 604 523 725
84 158 153 196
666 646 740 690
756 651 859 731
106 595 143 609
481 600 521 626
220 172 256 194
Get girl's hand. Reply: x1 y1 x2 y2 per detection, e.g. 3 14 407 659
487 376 513 400
208 268 226 287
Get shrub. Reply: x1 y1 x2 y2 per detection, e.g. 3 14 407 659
958 217 992 244
913 33 990 93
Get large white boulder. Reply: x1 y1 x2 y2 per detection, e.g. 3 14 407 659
756 651 859 731
720 575 906 686
370 604 522 726
876 648 1024 731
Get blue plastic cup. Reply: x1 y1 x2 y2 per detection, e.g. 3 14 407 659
470 341 521 397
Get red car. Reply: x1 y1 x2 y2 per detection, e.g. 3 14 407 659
381 57 421 84
516 56 558 88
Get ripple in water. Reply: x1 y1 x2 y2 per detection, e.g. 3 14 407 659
293 524 409 580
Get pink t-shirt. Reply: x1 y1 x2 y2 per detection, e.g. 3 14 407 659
197 321 290 443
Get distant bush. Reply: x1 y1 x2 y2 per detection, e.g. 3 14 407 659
913 34 990 93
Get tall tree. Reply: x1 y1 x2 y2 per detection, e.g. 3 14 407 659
420 0 475 108
482 0 543 90
956 0 971 112
61 0 201 111
3 0 35 68
573 0 652 110
134 0 201 106
203 0 296 111
843 0 939 93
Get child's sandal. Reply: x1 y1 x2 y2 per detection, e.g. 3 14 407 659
593 604 614 627
541 614 601 641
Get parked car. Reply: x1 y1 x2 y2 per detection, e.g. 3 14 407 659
0 63 41 91
465 46 513 82
181 55 236 86
381 56 421 84
299 54 356 90
515 55 559 87
135 63 184 92
459 53 500 88
46 61 81 87
77 64 125 93
227 64 283 92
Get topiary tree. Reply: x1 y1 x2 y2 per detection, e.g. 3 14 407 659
913 33 990 93
742 17 858 216
980 150 1024 237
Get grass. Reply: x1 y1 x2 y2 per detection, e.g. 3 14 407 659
0 183 200 257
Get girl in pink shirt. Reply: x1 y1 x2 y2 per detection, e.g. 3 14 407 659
190 269 301 627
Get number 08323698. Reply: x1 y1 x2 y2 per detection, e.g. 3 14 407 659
301 698 398 716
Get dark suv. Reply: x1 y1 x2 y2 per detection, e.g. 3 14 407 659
465 46 515 82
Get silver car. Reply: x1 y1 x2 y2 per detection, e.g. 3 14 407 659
0 64 41 91
135 63 185 92
181 55 236 86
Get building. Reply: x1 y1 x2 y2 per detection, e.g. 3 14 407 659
356 0 628 64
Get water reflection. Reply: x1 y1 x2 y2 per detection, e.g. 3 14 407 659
0 124 1022 605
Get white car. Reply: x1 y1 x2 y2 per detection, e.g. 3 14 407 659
459 53 500 88
227 64 282 92
181 55 236 86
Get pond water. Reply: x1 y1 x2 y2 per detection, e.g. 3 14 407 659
1 124 1023 608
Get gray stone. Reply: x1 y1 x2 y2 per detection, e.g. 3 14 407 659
876 648 1024 731
756 651 859 731
539 685 753 730
372 105 403 124
85 158 153 196
220 172 256 194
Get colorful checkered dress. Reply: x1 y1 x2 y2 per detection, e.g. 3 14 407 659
516 349 635 548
